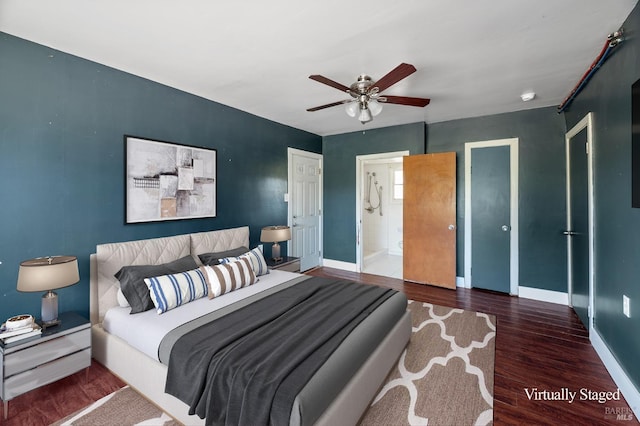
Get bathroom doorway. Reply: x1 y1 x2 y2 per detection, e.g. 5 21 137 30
356 151 408 279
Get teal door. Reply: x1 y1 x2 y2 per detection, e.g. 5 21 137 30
568 127 590 329
470 145 511 293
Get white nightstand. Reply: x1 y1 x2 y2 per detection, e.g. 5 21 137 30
266 256 301 272
0 312 91 419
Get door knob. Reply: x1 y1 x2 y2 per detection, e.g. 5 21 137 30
501 225 510 232
448 224 455 230
563 230 578 236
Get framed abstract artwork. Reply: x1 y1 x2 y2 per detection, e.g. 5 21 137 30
125 135 217 223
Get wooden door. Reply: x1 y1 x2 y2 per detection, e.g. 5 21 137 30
403 153 456 288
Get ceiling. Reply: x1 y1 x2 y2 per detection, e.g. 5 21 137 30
0 0 637 136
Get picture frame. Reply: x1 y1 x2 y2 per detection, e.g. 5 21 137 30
125 135 217 223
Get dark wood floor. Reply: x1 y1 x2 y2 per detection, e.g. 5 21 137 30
1 361 125 426
308 268 637 425
2 267 636 425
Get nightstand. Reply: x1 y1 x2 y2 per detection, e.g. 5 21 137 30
0 312 91 419
266 256 301 272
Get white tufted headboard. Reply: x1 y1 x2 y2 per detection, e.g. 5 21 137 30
89 226 250 324
189 227 250 257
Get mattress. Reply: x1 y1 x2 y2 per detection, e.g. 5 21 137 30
104 270 408 426
164 276 405 425
102 269 303 361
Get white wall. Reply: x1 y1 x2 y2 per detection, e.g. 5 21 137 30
387 164 403 256
362 163 403 257
362 163 387 255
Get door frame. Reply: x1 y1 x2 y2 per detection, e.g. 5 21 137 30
565 112 595 328
464 138 519 294
355 151 409 273
287 147 323 263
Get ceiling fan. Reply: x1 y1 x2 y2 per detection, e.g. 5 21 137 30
307 63 430 124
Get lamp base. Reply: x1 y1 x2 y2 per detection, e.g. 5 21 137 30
41 290 60 329
271 242 282 262
41 318 61 330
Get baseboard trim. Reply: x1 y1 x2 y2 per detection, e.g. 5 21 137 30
322 259 357 272
518 286 568 305
363 250 386 263
322 260 465 289
590 326 640 419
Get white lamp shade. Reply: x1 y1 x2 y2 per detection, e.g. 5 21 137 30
260 226 291 243
345 101 359 117
368 99 383 116
17 256 80 292
358 107 373 123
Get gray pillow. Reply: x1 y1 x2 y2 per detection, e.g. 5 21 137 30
198 246 249 266
115 255 198 314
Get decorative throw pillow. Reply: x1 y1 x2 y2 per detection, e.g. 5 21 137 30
220 246 269 276
116 288 130 308
198 246 249 266
114 255 199 314
144 268 209 314
201 258 257 299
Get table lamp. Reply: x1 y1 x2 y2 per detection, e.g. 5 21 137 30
17 255 80 327
260 226 291 262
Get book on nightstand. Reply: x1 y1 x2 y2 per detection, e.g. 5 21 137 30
0 322 42 344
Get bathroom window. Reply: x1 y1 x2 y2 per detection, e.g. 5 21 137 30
392 168 403 201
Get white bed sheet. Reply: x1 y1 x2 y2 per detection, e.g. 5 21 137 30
102 269 301 361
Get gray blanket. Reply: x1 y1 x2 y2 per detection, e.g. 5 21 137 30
164 276 396 426
158 274 311 365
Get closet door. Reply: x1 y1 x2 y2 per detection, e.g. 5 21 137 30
403 152 457 289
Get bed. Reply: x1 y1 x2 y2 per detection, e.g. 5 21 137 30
90 226 411 425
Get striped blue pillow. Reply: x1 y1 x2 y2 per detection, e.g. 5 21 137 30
144 268 208 314
220 246 269 276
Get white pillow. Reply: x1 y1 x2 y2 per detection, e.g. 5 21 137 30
220 246 269 276
116 288 130 308
144 268 209 314
201 258 257 299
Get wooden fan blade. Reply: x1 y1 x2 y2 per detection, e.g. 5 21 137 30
381 95 430 107
373 63 417 93
309 75 351 93
307 100 350 112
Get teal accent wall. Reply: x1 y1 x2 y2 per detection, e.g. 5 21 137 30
322 123 426 262
427 107 567 291
563 2 640 396
0 33 321 320
322 112 567 294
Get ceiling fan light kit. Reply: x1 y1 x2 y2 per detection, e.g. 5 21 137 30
358 107 373 124
345 97 382 123
307 63 430 124
368 99 383 116
345 101 359 117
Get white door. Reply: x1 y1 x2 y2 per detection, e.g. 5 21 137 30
288 148 322 271
565 112 594 331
